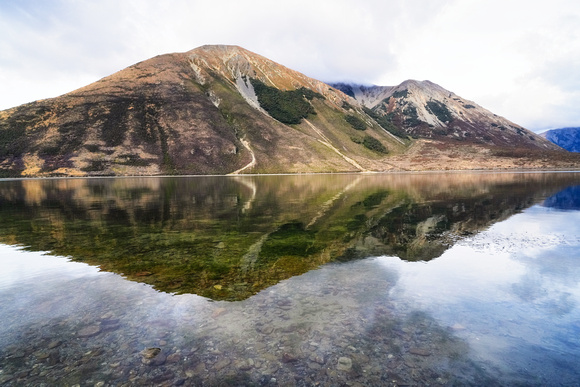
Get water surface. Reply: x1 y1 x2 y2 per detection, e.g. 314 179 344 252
1 172 580 385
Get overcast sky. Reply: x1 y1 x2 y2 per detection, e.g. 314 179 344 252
1 0 579 132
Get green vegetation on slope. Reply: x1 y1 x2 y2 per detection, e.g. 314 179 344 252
363 136 388 153
392 89 409 99
363 106 407 138
403 106 422 127
426 100 453 123
345 114 367 130
342 101 353 110
351 135 388 154
0 104 48 158
250 78 324 124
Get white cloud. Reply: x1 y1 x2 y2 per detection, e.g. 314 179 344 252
1 0 579 131
379 0 580 130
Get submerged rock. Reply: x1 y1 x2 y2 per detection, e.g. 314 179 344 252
281 352 298 363
47 340 62 349
77 325 101 338
409 348 432 357
140 347 161 362
337 356 352 371
142 348 160 358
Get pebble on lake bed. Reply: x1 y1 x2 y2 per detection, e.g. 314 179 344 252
337 356 352 371
140 347 166 366
409 348 432 357
140 347 161 359
76 325 101 338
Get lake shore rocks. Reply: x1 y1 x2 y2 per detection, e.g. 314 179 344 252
0 271 495 387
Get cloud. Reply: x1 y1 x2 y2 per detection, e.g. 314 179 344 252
372 0 580 130
0 0 450 107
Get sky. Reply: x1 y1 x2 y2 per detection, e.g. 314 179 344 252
1 0 579 132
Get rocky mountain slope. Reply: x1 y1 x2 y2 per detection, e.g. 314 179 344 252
540 127 580 152
330 81 558 149
0 45 409 177
0 45 578 177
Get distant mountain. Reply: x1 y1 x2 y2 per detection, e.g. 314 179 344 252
0 45 578 177
540 127 580 152
330 81 557 149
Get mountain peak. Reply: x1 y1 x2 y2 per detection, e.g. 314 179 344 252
186 44 350 108
330 80 559 150
399 79 448 93
194 44 246 52
329 80 450 109
187 45 305 88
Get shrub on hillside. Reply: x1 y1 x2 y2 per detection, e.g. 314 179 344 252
351 135 388 153
402 106 422 127
392 89 409 99
250 79 323 125
426 100 452 123
362 107 407 138
363 135 388 153
342 101 353 110
345 114 367 130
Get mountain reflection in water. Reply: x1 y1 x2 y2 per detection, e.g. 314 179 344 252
0 172 579 301
543 184 580 210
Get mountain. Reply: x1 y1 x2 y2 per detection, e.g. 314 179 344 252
0 45 578 177
0 45 407 177
330 81 557 149
540 127 580 152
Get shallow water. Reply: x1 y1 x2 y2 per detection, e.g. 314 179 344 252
1 172 580 386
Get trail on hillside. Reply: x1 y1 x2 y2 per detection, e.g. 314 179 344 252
303 119 366 172
229 139 256 175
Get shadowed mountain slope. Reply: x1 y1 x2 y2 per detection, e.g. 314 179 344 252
540 127 580 152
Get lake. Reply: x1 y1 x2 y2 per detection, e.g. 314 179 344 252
1 172 580 386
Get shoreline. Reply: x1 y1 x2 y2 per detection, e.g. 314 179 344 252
2 167 580 181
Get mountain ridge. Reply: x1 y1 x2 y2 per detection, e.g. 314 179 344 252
0 44 578 177
329 81 558 150
540 127 580 152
